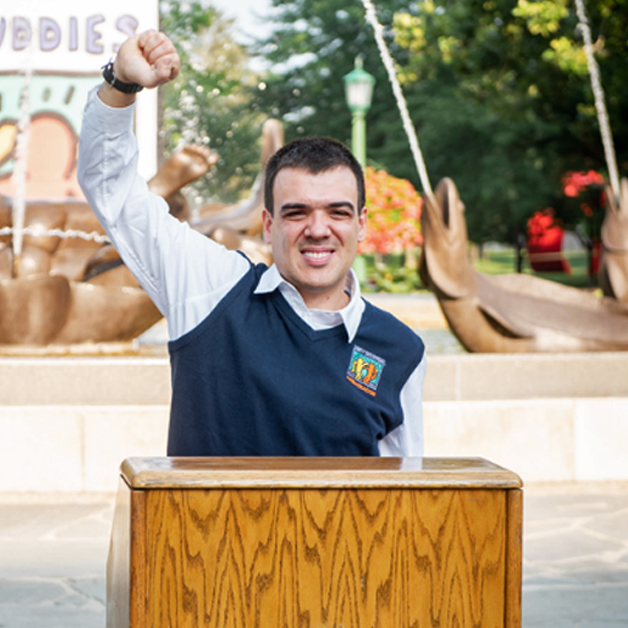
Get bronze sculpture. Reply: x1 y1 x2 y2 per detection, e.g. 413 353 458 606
11 102 624 354
0 196 162 347
192 118 284 238
0 274 161 346
419 177 628 352
600 178 628 303
0 119 280 347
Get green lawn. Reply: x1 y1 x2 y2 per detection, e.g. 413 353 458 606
357 246 595 292
474 247 594 288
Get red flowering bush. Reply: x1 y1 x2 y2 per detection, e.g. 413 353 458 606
524 170 606 276
561 170 605 274
562 170 606 217
359 167 423 255
562 170 604 198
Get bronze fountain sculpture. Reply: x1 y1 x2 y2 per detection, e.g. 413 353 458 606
0 196 162 346
3 83 626 354
418 177 628 352
0 119 281 348
599 178 628 304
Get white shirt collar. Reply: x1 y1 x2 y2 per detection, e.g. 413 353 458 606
254 264 365 342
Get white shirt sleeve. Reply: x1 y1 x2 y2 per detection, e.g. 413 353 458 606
377 352 426 457
77 89 250 340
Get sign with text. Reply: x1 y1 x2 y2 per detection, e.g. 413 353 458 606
0 0 158 73
0 0 160 191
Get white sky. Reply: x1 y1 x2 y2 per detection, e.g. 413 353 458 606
206 0 275 44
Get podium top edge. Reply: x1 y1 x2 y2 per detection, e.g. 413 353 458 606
120 457 523 490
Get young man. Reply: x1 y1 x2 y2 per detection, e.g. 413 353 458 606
78 31 426 457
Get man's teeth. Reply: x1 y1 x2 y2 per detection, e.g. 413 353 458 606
303 251 331 258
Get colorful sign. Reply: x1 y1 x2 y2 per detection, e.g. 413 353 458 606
0 0 159 200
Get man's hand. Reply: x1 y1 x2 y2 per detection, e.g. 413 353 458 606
99 30 180 108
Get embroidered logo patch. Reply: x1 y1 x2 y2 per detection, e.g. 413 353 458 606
347 345 386 397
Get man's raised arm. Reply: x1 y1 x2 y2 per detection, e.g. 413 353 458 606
78 31 251 340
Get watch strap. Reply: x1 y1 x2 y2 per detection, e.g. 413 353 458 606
102 61 144 95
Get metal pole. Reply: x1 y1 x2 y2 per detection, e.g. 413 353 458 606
352 110 366 169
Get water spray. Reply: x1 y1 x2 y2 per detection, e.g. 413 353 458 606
574 0 620 205
360 0 436 207
10 67 33 278
5 23 110 271
0 226 110 244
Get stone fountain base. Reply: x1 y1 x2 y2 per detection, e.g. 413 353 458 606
0 351 627 492
0 342 165 357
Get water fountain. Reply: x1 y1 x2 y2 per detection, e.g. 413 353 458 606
0 120 279 351
360 0 628 353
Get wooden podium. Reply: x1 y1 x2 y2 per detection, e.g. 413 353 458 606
108 457 523 628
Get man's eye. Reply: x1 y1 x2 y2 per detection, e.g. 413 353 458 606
284 210 305 219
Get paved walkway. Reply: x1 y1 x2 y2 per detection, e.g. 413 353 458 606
522 483 628 627
1 483 627 627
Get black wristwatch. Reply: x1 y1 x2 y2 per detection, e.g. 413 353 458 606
102 61 144 94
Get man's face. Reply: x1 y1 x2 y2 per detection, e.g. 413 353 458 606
263 166 367 310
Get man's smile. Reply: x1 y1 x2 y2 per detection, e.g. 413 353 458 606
301 247 335 264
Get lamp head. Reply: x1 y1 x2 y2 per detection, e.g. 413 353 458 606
343 57 375 113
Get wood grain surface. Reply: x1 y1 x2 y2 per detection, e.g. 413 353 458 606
129 490 147 628
121 456 523 490
505 489 523 628
142 487 508 628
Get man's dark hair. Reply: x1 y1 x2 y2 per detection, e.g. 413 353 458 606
264 137 365 214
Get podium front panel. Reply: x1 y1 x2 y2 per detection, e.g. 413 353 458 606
108 457 522 628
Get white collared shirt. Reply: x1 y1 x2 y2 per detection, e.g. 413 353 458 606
254 264 365 340
78 88 425 457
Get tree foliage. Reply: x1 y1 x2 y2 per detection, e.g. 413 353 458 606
252 0 418 181
254 0 628 244
393 0 627 242
160 0 266 204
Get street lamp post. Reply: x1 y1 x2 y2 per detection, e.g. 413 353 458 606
343 57 375 169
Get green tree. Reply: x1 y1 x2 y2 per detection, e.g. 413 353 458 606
252 0 419 182
393 0 627 245
160 0 266 204
254 0 627 247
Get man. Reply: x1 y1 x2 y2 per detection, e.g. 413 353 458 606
78 31 426 457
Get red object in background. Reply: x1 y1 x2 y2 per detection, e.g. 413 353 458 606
563 170 605 197
526 209 572 274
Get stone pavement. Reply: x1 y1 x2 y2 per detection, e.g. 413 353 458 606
1 483 627 628
0 494 111 628
522 482 628 627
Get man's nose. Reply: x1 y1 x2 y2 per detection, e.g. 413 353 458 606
304 211 331 238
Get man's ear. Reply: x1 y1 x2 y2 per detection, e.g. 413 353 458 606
358 207 367 242
262 208 273 245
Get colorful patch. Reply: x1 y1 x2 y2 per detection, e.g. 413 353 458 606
346 345 386 397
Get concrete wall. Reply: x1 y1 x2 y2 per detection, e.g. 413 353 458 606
0 358 170 493
0 353 627 492
423 353 628 483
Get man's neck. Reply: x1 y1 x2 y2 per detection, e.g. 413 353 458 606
298 273 354 312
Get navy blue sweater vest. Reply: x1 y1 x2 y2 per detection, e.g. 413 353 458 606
167 264 424 456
